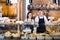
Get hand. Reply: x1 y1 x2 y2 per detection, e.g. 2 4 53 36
58 18 60 22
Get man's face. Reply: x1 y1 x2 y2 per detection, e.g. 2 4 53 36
37 11 43 16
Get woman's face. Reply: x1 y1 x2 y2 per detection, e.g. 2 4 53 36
28 13 32 18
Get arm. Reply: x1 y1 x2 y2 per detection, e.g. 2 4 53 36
44 16 51 25
31 19 34 25
24 19 34 25
24 19 27 22
35 16 39 26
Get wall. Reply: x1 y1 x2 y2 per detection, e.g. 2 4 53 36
32 0 60 20
49 10 60 21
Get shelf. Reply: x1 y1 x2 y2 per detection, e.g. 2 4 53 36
29 7 60 11
0 1 6 3
28 4 60 11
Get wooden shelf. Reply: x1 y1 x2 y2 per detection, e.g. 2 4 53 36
28 4 60 11
29 7 60 11
0 1 6 3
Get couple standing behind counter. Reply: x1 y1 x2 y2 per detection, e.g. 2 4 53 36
24 10 50 33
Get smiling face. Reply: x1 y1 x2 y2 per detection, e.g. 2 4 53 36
28 13 32 17
37 10 44 16
27 12 33 19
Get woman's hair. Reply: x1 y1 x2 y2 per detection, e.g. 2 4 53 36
27 12 33 19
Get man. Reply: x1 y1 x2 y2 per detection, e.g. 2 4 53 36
35 10 50 33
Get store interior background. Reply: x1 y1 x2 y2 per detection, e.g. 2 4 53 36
0 0 60 40
0 0 60 21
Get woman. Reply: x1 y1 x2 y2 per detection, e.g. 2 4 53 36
35 10 50 33
24 12 34 24
24 12 34 33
